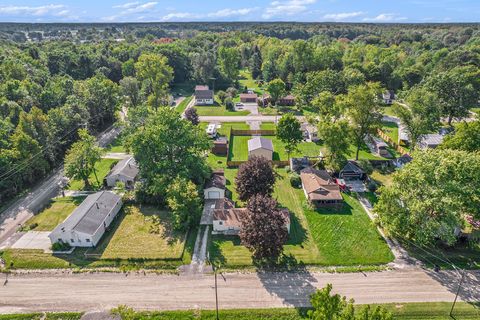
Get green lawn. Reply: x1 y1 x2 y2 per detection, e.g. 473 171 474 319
176 95 193 113
229 135 321 161
199 121 250 137
239 69 263 94
382 121 399 143
110 301 479 320
370 169 395 187
0 312 83 320
260 122 276 130
105 133 127 153
382 105 398 117
209 169 393 268
1 205 197 270
195 104 250 116
88 205 188 260
67 158 118 191
23 197 83 231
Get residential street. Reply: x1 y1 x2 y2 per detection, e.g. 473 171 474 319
0 125 122 247
199 115 305 123
0 269 477 313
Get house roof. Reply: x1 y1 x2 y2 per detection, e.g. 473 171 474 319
195 89 214 100
248 137 274 152
240 93 258 99
300 167 343 201
281 94 295 101
290 157 310 172
395 153 413 165
370 135 388 148
195 85 209 91
205 170 226 190
213 137 228 145
107 157 139 180
419 134 444 147
213 207 290 228
382 90 395 99
341 161 365 175
51 191 122 236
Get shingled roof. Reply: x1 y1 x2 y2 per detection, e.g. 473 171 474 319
248 137 274 152
108 157 139 180
300 167 343 202
205 170 226 189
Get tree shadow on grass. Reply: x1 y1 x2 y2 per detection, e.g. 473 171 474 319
310 201 354 216
256 253 318 310
208 235 228 267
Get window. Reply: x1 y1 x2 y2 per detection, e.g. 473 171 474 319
86 239 90 242
219 221 223 225
70 239 74 243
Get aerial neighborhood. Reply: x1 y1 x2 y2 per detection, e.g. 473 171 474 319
0 15 479 320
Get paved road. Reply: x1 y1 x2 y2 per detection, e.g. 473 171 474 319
1 269 477 314
0 125 122 247
199 115 305 123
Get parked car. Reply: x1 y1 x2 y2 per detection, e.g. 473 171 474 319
235 102 243 106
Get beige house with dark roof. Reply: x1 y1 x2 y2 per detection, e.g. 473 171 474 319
300 167 343 208
195 85 214 105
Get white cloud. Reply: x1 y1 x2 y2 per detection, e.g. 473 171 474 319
113 2 141 9
161 7 257 21
323 11 365 21
262 0 316 19
363 13 407 22
0 4 67 16
122 1 158 14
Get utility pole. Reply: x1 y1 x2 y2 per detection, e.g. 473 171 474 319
207 253 226 320
450 261 472 319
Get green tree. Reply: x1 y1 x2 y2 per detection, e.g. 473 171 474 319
217 90 227 104
396 86 440 150
374 149 480 246
318 120 350 171
250 45 263 80
426 66 480 126
343 83 383 160
236 156 276 202
311 91 343 121
64 129 104 190
135 53 173 109
129 108 210 200
120 76 140 107
267 78 286 106
166 177 202 231
441 120 480 152
277 113 303 159
218 46 240 82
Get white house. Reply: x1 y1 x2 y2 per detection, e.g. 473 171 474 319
48 191 122 247
204 170 226 199
247 137 273 160
105 157 139 188
195 85 214 105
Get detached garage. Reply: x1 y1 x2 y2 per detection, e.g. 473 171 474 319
204 170 226 200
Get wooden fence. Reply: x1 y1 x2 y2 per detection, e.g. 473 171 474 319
230 129 276 136
227 160 290 168
377 128 408 155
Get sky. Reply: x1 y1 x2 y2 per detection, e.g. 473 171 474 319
0 1 479 23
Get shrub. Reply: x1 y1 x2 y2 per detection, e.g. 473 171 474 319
289 172 301 188
225 97 234 111
29 223 38 230
51 241 71 252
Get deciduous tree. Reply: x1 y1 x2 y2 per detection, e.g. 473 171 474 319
441 120 480 152
239 194 288 261
166 177 202 231
267 78 286 106
235 156 276 202
184 107 199 126
277 113 303 159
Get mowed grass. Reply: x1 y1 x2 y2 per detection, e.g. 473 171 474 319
209 169 393 267
24 197 83 231
199 121 250 137
382 121 399 143
0 312 83 320
89 205 187 260
176 95 193 113
67 158 118 191
195 102 250 117
260 122 276 130
239 69 263 94
108 302 480 320
229 135 320 161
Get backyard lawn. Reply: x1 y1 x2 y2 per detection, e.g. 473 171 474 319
176 95 192 113
23 197 83 231
67 158 118 191
199 121 250 137
381 121 399 143
195 98 251 116
209 169 394 268
260 122 276 130
239 69 263 94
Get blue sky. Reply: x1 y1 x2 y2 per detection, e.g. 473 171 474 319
0 1 479 23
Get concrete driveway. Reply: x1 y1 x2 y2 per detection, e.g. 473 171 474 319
235 102 258 115
11 231 51 251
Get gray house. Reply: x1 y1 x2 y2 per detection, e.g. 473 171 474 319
48 191 122 247
195 85 214 105
105 157 139 188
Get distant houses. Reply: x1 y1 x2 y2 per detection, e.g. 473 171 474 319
259 94 296 106
194 85 214 105
382 90 395 105
247 137 274 160
300 167 343 208
49 191 122 247
105 157 139 188
239 93 258 103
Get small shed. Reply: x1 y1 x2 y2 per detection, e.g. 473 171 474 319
204 170 226 200
368 135 390 158
279 95 295 106
418 134 445 149
105 157 139 188
240 93 258 103
247 137 274 160
212 137 228 155
339 161 366 180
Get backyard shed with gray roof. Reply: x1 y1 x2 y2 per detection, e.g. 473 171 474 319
105 156 139 188
48 191 122 247
247 137 274 160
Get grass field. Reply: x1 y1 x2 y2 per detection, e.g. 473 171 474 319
23 197 83 231
105 133 127 153
239 69 263 94
229 135 321 161
209 169 393 268
88 205 187 260
110 302 480 320
199 122 250 137
382 105 398 117
176 95 193 113
382 121 399 143
0 312 83 320
1 205 197 270
195 98 251 117
67 158 118 191
260 122 276 130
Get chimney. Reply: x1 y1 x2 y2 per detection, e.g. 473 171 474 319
96 202 99 209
